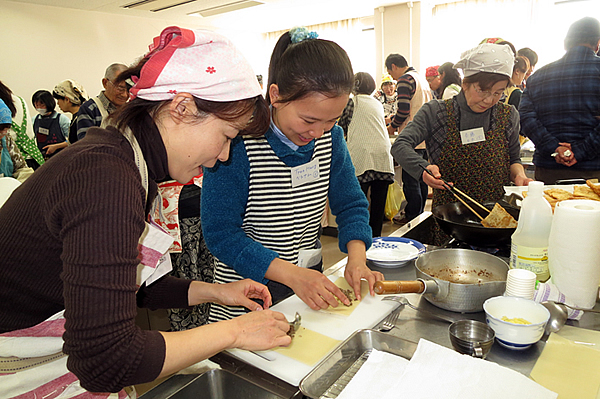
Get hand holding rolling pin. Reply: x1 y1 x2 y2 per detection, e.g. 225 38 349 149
552 142 577 167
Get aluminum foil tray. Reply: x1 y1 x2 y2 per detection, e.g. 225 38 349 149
299 329 417 399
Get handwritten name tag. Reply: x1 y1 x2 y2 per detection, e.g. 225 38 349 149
291 158 320 188
460 127 486 145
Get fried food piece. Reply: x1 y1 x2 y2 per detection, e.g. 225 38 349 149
574 185 600 201
586 180 600 197
481 203 518 228
545 188 574 201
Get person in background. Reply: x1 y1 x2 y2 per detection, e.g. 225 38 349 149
0 99 32 181
373 73 397 125
517 47 538 87
425 65 441 98
0 80 45 170
52 80 88 144
391 43 532 244
74 63 128 142
202 27 384 322
502 56 529 109
0 26 290 398
385 53 432 225
520 17 600 184
438 62 462 100
31 90 70 165
338 72 394 237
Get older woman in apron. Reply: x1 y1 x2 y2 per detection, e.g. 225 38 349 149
0 27 291 399
391 43 533 244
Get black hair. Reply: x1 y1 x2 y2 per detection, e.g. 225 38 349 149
0 81 16 117
266 31 354 104
463 72 509 91
438 62 462 96
496 40 516 56
353 72 376 95
112 57 269 138
385 54 408 70
31 90 55 112
565 17 600 50
517 48 538 67
513 56 530 74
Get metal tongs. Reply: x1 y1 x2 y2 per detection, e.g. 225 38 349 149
419 164 490 221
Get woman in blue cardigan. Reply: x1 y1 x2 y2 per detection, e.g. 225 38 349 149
202 28 384 322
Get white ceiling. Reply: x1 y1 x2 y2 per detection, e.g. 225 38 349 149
7 0 399 33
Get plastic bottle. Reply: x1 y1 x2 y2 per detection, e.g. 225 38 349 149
510 181 553 282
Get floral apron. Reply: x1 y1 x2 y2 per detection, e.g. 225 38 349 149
432 100 511 244
0 130 173 399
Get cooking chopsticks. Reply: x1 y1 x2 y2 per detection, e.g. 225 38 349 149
419 164 490 221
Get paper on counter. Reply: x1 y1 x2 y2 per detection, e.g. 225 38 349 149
337 349 410 399
530 327 600 399
385 339 557 399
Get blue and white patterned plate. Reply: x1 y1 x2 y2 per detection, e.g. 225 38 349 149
366 237 426 268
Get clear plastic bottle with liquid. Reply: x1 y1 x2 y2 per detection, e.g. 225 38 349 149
509 181 553 281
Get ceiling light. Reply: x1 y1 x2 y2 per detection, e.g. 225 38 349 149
189 0 264 17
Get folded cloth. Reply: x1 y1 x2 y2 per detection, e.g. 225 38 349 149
385 339 557 399
337 349 409 399
533 282 584 320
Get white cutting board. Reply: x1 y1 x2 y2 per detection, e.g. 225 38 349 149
225 275 398 386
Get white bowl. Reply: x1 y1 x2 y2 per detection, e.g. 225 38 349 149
483 296 550 350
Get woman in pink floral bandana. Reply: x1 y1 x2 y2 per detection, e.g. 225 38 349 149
0 26 291 398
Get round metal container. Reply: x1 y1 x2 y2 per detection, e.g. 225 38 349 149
415 248 509 313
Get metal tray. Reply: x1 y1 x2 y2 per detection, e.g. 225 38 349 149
299 329 418 399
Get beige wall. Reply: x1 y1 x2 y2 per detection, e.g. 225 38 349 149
374 2 424 85
0 1 264 112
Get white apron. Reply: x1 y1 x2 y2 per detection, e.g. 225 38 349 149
0 130 173 399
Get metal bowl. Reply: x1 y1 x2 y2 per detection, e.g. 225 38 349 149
449 320 495 358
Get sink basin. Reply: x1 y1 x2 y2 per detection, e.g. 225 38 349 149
141 369 285 399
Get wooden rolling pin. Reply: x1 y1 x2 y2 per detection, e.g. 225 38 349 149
374 280 426 295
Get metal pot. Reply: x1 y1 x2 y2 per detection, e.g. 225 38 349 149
432 201 519 247
374 249 509 313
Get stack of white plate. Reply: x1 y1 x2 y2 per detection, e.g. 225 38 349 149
366 237 426 268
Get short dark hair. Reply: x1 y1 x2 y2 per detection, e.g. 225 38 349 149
353 72 376 95
565 17 600 50
0 81 16 117
266 31 353 104
385 54 408 70
517 48 538 67
113 57 269 138
513 56 530 74
32 90 55 112
463 72 510 91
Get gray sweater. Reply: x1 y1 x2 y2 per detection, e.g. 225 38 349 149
391 91 521 181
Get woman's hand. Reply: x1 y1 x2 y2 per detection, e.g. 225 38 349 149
422 164 450 190
344 259 384 300
227 310 291 351
345 240 384 300
288 266 351 310
189 279 272 311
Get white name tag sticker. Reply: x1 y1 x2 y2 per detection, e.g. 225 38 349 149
291 158 320 188
38 127 50 136
460 127 486 145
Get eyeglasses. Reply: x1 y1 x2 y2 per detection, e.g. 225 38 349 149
474 88 503 99
107 79 128 94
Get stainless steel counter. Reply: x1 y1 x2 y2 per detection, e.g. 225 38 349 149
143 211 600 397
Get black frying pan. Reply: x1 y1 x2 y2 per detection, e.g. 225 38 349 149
432 201 520 248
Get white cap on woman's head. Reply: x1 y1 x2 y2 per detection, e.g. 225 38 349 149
454 43 514 78
130 26 262 102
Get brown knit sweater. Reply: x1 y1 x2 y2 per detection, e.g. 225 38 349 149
0 124 192 392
